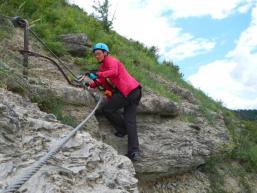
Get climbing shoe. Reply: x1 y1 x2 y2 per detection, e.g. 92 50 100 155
125 151 140 162
114 131 127 138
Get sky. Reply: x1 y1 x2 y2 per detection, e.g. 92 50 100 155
69 0 257 110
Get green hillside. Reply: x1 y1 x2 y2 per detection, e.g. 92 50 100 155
0 0 223 113
234 110 257 121
1 0 257 192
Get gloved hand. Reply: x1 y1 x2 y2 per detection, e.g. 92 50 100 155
87 72 98 80
104 90 112 97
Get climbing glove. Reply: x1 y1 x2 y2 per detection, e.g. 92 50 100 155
87 72 98 80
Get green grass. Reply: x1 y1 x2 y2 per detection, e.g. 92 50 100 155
222 109 257 172
129 66 179 102
201 156 256 193
0 18 13 41
0 1 188 104
0 27 8 42
31 93 77 127
199 110 257 193
0 59 30 96
2 1 257 192
0 60 9 87
230 121 257 172
0 0 241 129
182 112 198 124
0 0 184 94
0 0 254 133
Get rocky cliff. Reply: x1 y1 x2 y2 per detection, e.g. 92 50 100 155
0 88 138 193
0 18 235 193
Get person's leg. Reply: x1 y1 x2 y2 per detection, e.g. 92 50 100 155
124 87 141 154
124 103 139 153
102 92 127 134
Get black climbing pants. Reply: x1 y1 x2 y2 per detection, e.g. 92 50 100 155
102 86 141 153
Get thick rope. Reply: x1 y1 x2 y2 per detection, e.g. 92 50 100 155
19 50 78 87
1 15 78 80
29 29 78 79
0 96 102 193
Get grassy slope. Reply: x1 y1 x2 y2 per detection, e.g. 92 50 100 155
0 0 215 104
1 0 257 192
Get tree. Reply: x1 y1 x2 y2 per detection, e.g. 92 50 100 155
148 46 159 58
92 0 114 31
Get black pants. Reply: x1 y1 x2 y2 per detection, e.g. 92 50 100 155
102 87 141 153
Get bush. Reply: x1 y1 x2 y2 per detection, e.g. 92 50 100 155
230 120 257 172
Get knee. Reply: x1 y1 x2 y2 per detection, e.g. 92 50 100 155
101 106 112 116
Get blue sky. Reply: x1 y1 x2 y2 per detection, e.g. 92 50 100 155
70 0 257 109
175 11 252 78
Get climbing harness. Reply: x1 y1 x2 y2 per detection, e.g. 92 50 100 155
0 96 102 193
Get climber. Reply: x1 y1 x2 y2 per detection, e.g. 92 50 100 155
86 43 142 161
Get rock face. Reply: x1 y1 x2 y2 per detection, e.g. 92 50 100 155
58 33 92 57
23 79 230 180
0 89 138 193
95 89 230 179
0 22 233 192
139 170 212 193
137 89 178 116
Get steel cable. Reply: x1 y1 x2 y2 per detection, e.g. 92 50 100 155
29 29 78 79
0 96 102 193
1 16 103 192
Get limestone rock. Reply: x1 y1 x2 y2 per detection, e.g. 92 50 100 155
139 170 211 193
58 33 92 57
0 24 234 192
0 89 138 193
96 113 230 179
137 89 179 116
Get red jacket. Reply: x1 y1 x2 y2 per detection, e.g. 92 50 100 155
89 56 140 97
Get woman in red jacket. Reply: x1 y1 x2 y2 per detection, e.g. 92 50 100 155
88 43 141 161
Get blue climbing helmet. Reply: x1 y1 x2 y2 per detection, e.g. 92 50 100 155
92 43 109 53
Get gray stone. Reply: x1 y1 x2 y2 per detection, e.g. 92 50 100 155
0 89 138 193
0 25 235 192
138 90 179 116
58 33 92 57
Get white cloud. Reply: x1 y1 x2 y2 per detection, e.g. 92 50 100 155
160 0 255 19
69 0 219 60
189 3 257 109
69 0 255 60
166 38 215 61
188 60 257 109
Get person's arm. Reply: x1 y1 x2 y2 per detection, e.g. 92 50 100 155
97 58 118 78
88 77 106 88
88 81 97 88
